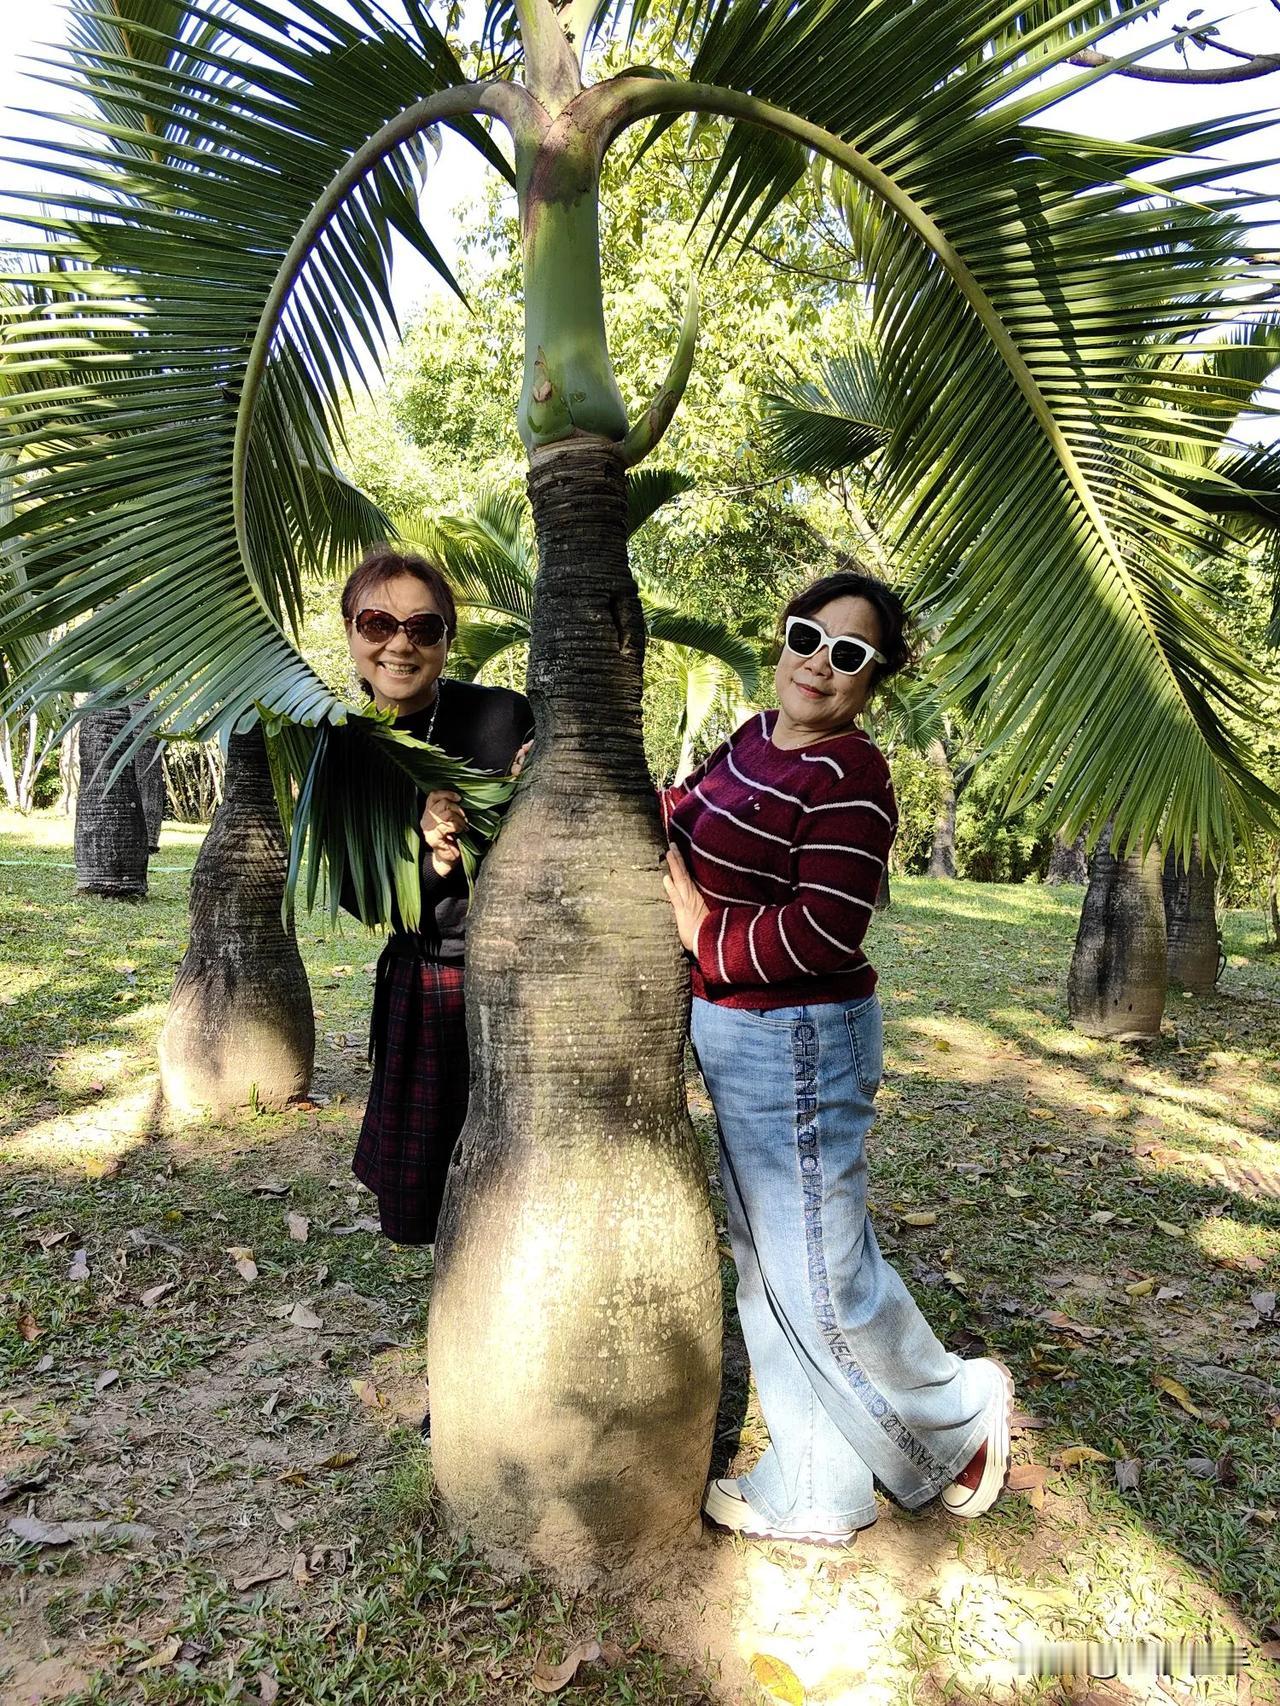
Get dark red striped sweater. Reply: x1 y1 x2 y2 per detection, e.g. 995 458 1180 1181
660 710 897 1012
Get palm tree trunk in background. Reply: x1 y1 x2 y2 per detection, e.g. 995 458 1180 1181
1067 819 1167 1039
135 730 166 853
158 725 313 1115
1046 829 1088 885
1163 840 1219 994
74 707 148 898
429 440 721 1585
875 867 892 911
925 735 956 879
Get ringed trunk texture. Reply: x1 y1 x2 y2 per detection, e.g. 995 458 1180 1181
429 440 721 1585
1046 829 1088 886
1162 841 1219 994
74 708 148 898
925 737 956 879
1067 821 1167 1040
158 726 314 1115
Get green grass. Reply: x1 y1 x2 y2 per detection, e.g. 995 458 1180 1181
2 808 1279 1705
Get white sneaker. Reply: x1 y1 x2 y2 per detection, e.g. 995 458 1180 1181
702 1478 857 1545
940 1358 1014 1518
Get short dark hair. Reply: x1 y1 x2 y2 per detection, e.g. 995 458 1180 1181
778 563 913 688
340 545 458 641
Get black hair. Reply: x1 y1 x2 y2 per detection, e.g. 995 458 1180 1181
779 563 913 688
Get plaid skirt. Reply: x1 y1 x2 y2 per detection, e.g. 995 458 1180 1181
352 939 469 1245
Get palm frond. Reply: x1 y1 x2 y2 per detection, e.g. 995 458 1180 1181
0 0 513 924
626 467 694 535
620 0 1280 857
761 345 887 477
449 617 530 682
640 600 759 700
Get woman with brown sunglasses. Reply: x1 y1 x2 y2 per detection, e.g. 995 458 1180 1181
340 547 533 1247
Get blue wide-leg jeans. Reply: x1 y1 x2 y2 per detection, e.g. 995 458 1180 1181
692 993 991 1532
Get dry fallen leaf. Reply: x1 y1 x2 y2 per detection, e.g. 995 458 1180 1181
900 1210 938 1228
1089 1210 1116 1225
1124 1278 1156 1297
135 1635 182 1671
232 1564 289 1591
749 1652 805 1705
288 1301 323 1330
531 1639 602 1694
1251 1290 1276 1317
255 1671 281 1706
318 1450 360 1470
227 1246 258 1283
38 1228 71 1251
68 1249 90 1282
1155 1219 1185 1238
1039 1310 1104 1340
1155 1374 1204 1419
95 1368 119 1395
1155 1285 1185 1302
16 1304 40 1343
350 1378 384 1410
140 1282 176 1309
1057 1445 1111 1468
292 1550 313 1585
252 1179 289 1197
1115 1458 1141 1491
286 1212 310 1244
1186 1456 1218 1479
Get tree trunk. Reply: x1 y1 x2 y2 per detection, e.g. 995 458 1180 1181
158 725 314 1115
1162 841 1219 994
428 441 721 1585
74 707 148 898
875 866 891 911
135 732 165 853
1067 820 1167 1040
59 722 79 815
1270 865 1280 948
925 736 956 879
1046 829 1088 886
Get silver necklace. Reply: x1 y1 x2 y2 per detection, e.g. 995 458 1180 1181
422 680 443 743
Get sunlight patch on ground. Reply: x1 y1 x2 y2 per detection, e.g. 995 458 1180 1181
702 1511 1253 1706
0 1078 159 1173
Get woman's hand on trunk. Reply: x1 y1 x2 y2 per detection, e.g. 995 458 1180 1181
663 845 709 955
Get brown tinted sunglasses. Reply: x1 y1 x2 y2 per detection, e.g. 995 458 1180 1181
353 607 447 647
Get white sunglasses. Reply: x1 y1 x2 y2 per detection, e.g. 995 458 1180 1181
784 615 886 676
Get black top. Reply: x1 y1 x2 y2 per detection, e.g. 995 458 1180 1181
348 678 533 963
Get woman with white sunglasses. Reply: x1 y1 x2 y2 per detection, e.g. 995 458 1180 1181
662 568 1011 1544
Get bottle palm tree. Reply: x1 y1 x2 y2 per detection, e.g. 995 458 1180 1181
402 474 760 767
4 0 1280 1580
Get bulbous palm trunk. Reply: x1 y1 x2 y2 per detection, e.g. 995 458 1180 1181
74 707 149 898
158 725 314 1115
1162 840 1219 994
925 736 956 878
1046 829 1088 886
428 441 721 1585
1067 820 1167 1040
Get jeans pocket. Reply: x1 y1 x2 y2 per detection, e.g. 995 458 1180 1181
845 995 883 1096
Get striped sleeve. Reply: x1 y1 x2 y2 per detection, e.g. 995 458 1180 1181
693 755 896 986
658 736 731 836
